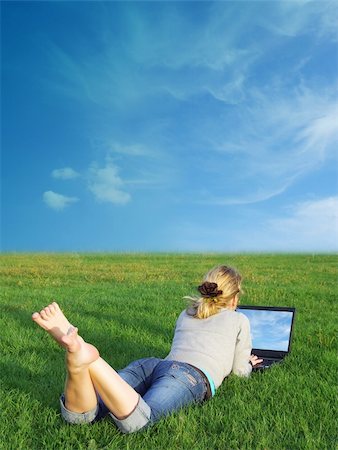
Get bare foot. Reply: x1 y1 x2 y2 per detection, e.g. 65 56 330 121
62 327 99 372
32 302 73 347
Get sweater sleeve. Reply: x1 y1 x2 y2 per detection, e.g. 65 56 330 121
232 314 252 377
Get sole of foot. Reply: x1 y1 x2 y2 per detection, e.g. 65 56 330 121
32 302 73 347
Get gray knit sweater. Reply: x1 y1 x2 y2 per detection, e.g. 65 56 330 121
165 308 252 389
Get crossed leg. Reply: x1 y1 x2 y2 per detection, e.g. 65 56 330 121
32 303 139 420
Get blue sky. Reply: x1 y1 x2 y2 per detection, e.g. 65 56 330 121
239 309 294 351
2 1 338 252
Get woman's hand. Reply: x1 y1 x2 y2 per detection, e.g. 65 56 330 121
249 354 264 367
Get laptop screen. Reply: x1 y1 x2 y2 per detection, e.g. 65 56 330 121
237 306 295 353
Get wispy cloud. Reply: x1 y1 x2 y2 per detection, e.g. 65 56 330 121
38 4 263 107
87 160 131 205
109 142 155 158
269 196 338 250
51 167 80 180
41 2 337 107
198 179 297 206
43 191 78 211
260 1 338 41
40 3 337 209
195 86 338 205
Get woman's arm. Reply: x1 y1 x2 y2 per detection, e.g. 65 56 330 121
232 315 254 377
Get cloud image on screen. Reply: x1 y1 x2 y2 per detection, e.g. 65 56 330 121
239 310 293 351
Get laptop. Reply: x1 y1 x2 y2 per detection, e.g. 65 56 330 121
237 305 296 370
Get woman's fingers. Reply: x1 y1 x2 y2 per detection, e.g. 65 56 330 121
250 354 264 366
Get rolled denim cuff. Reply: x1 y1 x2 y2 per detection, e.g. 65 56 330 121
60 394 99 424
109 395 151 434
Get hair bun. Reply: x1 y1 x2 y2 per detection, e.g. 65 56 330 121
198 281 223 298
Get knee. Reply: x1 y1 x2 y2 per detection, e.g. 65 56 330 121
59 395 99 424
109 396 151 434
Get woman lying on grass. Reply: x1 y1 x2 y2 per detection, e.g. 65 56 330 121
32 265 262 434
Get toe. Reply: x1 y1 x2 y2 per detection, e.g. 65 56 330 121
32 312 45 327
40 310 48 320
52 301 60 310
44 307 51 317
49 303 56 313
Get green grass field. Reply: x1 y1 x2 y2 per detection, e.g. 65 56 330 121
1 253 337 450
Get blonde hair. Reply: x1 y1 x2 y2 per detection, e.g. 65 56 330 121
185 265 242 319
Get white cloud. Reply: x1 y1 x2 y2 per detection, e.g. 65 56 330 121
49 145 170 208
89 139 176 188
109 143 155 158
43 191 79 211
88 161 131 205
51 167 80 180
269 196 338 250
243 310 293 351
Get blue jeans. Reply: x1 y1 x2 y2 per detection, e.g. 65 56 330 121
60 358 208 433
